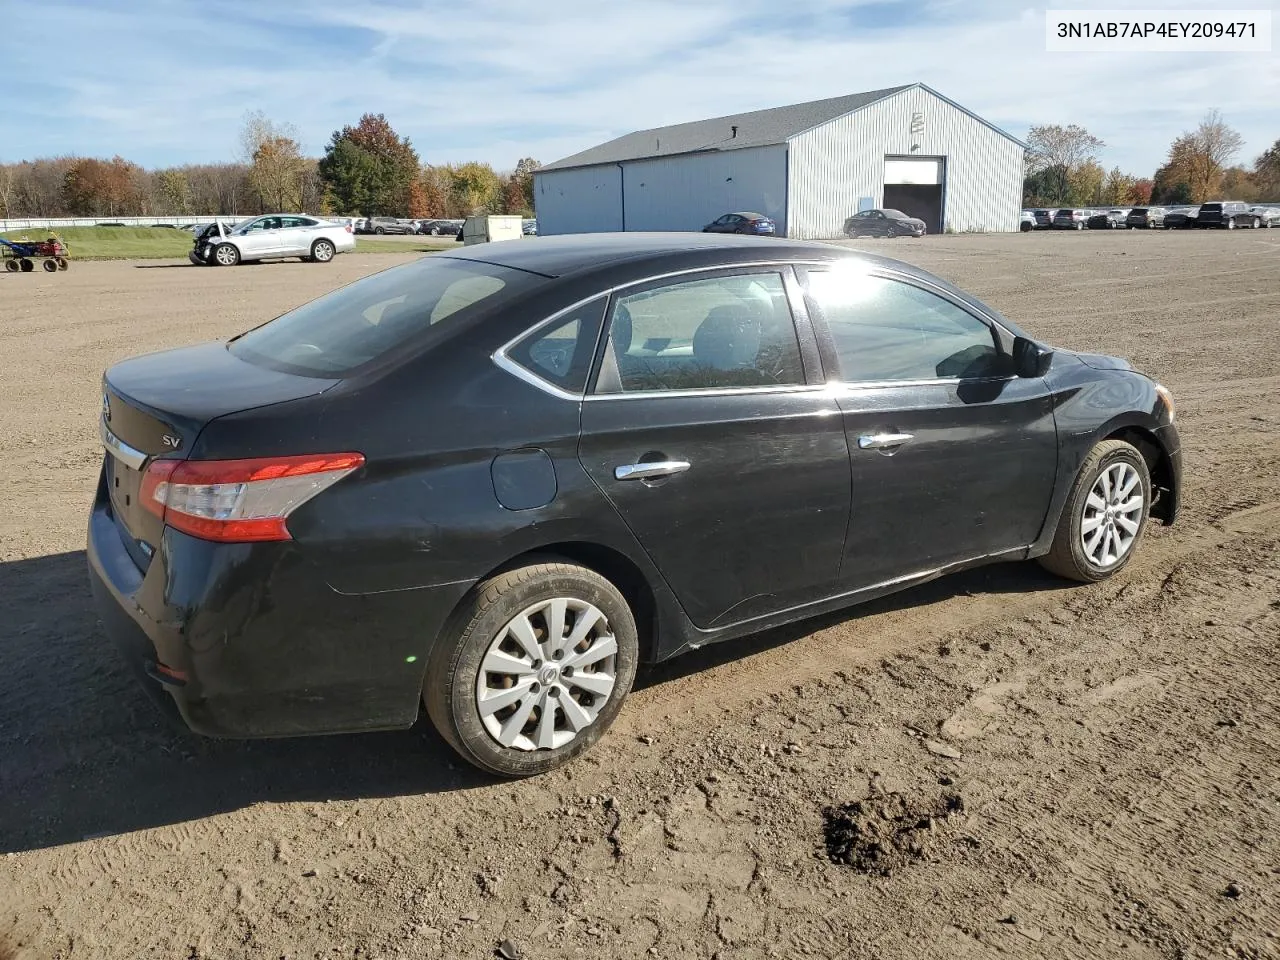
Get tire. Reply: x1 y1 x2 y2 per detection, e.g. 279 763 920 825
56 257 68 270
19 258 33 272
424 560 639 777
1252 217 1261 229
1075 221 1083 231
41 258 57 272
1020 221 1033 232
885 226 899 238
374 226 386 235
309 239 335 263
430 227 440 236
1038 439 1152 583
4 259 18 272
213 243 240 266
1227 219 1235 230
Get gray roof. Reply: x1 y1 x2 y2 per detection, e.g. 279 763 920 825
541 84 915 172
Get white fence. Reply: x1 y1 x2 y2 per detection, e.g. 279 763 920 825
0 215 221 231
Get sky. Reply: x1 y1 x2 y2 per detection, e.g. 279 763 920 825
1 0 1276 176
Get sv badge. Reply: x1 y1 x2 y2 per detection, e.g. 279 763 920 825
162 435 182 449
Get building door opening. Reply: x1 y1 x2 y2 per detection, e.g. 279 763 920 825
883 157 944 234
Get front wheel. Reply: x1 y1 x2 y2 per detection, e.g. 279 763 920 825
1227 219 1235 230
424 561 639 777
885 225 899 238
374 226 386 235
309 239 335 263
1039 439 1151 583
213 243 240 266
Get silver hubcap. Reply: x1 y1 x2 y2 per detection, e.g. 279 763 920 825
475 598 618 752
1081 462 1143 567
315 243 332 260
216 246 235 265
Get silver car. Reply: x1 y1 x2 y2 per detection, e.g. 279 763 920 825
1248 205 1279 228
190 214 357 266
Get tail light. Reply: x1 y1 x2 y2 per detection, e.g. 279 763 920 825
140 453 364 543
345 223 353 233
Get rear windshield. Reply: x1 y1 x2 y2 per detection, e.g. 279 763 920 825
1199 203 1222 213
1129 208 1148 215
228 257 545 377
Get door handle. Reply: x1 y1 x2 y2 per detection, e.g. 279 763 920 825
857 432 914 451
614 460 691 481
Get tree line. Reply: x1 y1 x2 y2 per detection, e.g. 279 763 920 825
0 111 540 220
1024 109 1279 208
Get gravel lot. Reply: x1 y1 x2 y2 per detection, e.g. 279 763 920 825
2 232 1278 959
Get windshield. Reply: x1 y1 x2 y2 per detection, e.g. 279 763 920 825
228 257 546 377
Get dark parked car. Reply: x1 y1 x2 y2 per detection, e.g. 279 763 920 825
1030 209 1056 230
702 212 776 235
88 233 1181 777
1126 207 1166 229
1196 201 1262 229
418 219 461 237
1052 209 1088 230
1162 207 1198 229
1087 210 1128 230
365 216 416 235
843 209 926 238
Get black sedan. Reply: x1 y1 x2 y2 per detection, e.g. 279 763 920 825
1163 208 1198 229
89 234 1181 777
702 212 776 235
843 209 926 238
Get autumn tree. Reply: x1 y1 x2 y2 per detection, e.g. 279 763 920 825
450 161 502 214
1158 111 1245 202
241 111 307 211
419 166 452 218
512 157 540 212
1130 179 1153 205
318 113 420 216
1025 124 1105 205
62 156 144 216
1067 159 1104 206
1100 167 1138 205
155 169 192 214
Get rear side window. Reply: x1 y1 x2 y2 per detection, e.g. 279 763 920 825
229 257 545 377
806 269 1007 383
506 298 607 394
594 272 805 394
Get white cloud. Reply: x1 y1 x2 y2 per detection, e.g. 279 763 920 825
0 0 1274 175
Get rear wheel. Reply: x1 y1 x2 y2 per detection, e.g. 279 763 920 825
885 225 899 238
374 226 386 235
41 258 57 272
309 239 335 263
1252 217 1261 229
213 243 240 266
1039 440 1151 583
56 257 68 270
1020 221 1033 232
19 258 34 272
4 259 18 272
424 561 639 777
1227 219 1236 230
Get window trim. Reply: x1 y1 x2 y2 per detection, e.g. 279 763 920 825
796 265 1018 388
491 258 979 401
586 264 821 400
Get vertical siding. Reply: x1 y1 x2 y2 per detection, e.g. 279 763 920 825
534 166 623 235
788 86 1024 238
621 146 788 234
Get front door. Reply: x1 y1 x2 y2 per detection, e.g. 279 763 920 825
577 267 851 629
236 216 287 256
799 265 1058 589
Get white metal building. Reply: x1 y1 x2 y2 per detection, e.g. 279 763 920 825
534 83 1025 238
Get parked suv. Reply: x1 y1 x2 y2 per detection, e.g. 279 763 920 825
1052 209 1088 230
1196 201 1260 230
1087 209 1128 230
1030 209 1056 229
1126 207 1166 229
365 217 417 235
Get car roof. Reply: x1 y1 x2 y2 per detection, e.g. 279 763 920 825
437 232 854 279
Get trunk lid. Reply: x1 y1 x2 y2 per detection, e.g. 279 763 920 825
101 342 338 561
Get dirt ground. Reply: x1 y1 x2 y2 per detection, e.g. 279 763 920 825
1 232 1278 960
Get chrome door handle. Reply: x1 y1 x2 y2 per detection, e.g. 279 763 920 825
857 432 914 450
614 460 691 481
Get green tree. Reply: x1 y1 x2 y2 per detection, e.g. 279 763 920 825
1067 159 1105 206
155 169 192 214
318 113 420 216
1100 167 1138 206
1252 138 1280 199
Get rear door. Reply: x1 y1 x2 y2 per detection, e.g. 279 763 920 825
278 216 316 255
798 265 1058 589
577 266 851 629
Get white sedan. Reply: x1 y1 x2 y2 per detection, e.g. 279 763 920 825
190 214 356 266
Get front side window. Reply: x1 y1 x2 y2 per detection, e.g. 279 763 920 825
806 268 1008 383
229 257 546 377
595 272 805 394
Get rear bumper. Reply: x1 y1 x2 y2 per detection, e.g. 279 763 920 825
86 467 469 739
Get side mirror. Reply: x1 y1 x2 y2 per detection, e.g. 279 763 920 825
1013 336 1053 378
